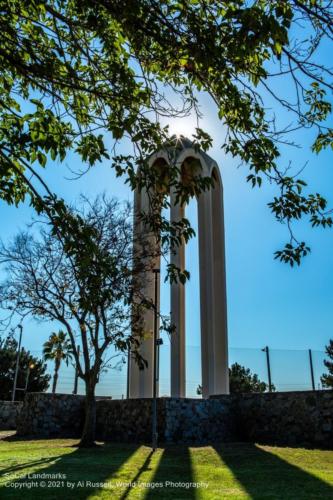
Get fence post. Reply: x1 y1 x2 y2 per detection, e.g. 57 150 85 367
262 346 272 392
309 349 316 391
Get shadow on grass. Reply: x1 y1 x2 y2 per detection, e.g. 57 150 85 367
119 450 154 500
2 439 333 499
145 446 196 499
0 433 79 443
0 456 60 478
213 443 333 499
0 441 140 499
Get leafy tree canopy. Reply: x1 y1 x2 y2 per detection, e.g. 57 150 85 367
229 362 274 393
0 0 332 267
197 362 273 394
0 334 50 401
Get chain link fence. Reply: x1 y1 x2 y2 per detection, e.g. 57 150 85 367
27 342 328 399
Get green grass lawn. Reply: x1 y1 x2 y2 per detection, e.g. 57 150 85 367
1 432 333 499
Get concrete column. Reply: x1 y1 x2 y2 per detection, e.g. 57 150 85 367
128 187 141 398
211 171 229 394
170 189 186 398
197 189 215 398
129 187 160 398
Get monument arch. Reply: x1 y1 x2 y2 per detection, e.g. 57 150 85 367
128 139 229 399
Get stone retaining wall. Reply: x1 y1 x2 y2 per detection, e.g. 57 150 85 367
164 397 234 443
17 393 86 437
96 398 166 442
17 394 234 443
96 397 235 444
16 390 333 447
231 390 333 448
0 401 23 430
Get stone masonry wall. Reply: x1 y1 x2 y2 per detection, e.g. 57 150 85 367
17 393 86 437
231 390 333 448
164 397 235 443
16 390 333 447
96 398 166 442
96 397 235 444
0 401 23 430
17 395 234 443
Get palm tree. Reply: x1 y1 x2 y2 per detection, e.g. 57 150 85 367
43 331 73 393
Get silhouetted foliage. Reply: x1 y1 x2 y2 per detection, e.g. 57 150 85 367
321 339 333 389
0 1 332 268
196 362 274 395
229 363 275 393
43 330 74 394
0 335 50 401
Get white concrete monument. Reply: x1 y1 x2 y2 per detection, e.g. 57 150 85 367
128 138 229 399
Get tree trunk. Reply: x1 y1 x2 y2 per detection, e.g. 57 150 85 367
52 359 60 393
79 378 97 447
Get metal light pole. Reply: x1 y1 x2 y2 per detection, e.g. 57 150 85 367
12 324 23 402
73 345 80 395
262 346 272 392
152 268 160 451
24 362 35 393
126 344 130 399
156 338 163 383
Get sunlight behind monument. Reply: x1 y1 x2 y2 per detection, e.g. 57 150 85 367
167 117 197 139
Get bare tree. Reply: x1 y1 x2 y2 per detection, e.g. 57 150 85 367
0 195 158 447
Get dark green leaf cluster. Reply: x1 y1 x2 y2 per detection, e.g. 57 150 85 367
274 241 310 266
0 334 50 400
321 339 333 389
197 362 273 395
229 362 274 393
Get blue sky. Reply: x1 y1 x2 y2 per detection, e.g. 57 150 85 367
0 78 332 396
